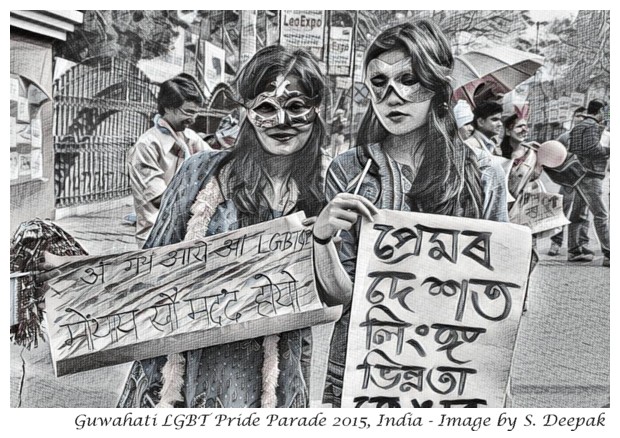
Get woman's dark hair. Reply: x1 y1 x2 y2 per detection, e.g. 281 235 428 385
500 114 520 159
223 45 326 226
357 19 482 218
157 73 205 115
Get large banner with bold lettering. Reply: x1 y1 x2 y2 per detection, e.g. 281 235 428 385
341 210 532 408
327 26 353 76
45 213 339 377
280 10 326 59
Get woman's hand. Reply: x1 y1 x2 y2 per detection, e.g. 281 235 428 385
313 193 379 242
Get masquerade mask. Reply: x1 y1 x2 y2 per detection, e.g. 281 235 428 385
246 79 319 129
365 57 434 103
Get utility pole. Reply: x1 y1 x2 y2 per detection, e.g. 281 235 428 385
349 10 359 146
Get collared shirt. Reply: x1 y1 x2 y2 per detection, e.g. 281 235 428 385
127 120 209 245
465 130 500 156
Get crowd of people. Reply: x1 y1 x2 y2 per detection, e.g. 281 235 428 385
120 18 610 408
452 94 609 267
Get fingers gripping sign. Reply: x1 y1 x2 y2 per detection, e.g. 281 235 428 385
313 193 379 245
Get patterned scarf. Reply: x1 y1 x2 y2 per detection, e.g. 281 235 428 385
157 175 281 408
10 219 88 349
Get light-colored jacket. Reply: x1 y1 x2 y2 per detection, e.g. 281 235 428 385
127 124 208 245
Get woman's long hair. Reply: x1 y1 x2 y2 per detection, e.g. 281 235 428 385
222 46 326 226
500 114 519 159
357 19 482 218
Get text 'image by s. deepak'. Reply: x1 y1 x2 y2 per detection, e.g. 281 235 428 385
9 10 609 409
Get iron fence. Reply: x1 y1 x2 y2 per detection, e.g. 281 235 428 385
53 57 159 207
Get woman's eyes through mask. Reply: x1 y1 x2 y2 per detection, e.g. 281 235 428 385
370 75 388 88
370 73 418 88
400 73 418 86
284 99 311 115
253 102 278 116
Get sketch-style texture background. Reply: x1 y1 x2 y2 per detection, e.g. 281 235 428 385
9 10 609 408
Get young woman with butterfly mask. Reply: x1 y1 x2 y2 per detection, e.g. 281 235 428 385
117 45 329 409
311 19 510 407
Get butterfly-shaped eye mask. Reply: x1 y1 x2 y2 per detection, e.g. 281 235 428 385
246 79 319 129
365 57 435 103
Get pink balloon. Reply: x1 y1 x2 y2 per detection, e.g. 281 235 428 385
538 140 568 168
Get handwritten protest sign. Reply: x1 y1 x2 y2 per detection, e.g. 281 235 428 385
509 182 570 234
45 213 340 377
341 210 532 408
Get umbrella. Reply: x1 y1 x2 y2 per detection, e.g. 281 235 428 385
452 47 544 107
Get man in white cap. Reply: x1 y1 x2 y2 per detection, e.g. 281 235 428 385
453 99 475 141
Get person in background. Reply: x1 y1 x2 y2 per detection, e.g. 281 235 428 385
498 114 535 199
547 106 588 256
567 99 610 266
127 73 210 247
453 99 475 141
205 108 244 150
465 100 504 156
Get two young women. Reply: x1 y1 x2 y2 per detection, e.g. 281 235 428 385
119 18 508 408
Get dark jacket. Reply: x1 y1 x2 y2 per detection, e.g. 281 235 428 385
569 116 609 178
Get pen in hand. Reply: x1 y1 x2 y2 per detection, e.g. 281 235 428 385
335 158 373 239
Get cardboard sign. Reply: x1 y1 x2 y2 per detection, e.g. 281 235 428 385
45 213 340 377
328 26 353 76
509 183 570 234
341 210 532 408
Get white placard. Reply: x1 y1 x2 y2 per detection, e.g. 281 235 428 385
18 153 31 176
342 210 532 408
280 10 326 49
30 148 43 180
17 97 29 122
10 117 17 148
11 151 19 180
44 213 340 377
31 118 42 149
328 26 353 76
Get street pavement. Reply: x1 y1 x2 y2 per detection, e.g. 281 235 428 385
10 179 610 408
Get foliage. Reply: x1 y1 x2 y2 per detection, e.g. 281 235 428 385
54 11 186 63
543 10 610 92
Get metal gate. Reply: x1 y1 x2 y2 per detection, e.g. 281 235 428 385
53 57 159 207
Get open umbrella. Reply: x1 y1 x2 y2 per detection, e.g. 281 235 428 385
452 47 544 107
